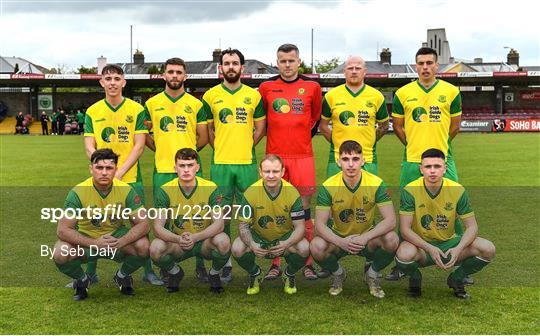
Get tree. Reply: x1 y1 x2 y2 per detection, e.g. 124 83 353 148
147 65 161 74
315 57 340 73
298 61 312 75
77 66 97 74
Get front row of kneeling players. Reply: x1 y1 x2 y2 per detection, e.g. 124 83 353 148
53 141 495 301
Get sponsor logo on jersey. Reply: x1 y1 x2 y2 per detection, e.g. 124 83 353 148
420 214 433 230
272 98 290 113
258 215 274 228
125 115 133 123
101 127 116 143
271 89 284 93
95 118 106 123
339 111 355 125
159 116 174 132
336 102 346 106
407 98 418 102
155 107 165 112
214 99 223 105
412 107 428 122
435 214 449 230
339 209 354 223
419 203 426 208
219 108 234 123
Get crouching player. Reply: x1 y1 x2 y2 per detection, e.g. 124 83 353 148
395 148 495 299
232 154 309 295
53 149 150 300
150 148 230 294
311 140 398 298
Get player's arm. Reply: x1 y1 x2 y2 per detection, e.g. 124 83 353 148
391 94 407 145
142 105 156 151
83 113 97 158
269 199 305 256
319 118 332 142
356 203 396 246
192 213 225 243
115 133 145 180
253 97 266 145
444 191 478 268
145 134 156 152
315 208 361 253
118 208 149 249
311 84 323 129
207 121 215 148
196 124 208 151
449 91 462 140
57 216 101 248
375 97 390 141
376 120 389 141
153 211 181 244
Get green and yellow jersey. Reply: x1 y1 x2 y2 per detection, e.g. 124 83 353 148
322 84 388 163
144 91 206 173
84 98 148 183
64 177 143 239
317 170 392 237
155 176 223 235
392 80 461 163
400 177 474 242
202 84 265 164
239 179 304 242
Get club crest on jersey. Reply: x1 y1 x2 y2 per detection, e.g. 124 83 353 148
444 202 454 211
125 115 134 123
438 95 447 103
298 88 305 95
244 97 252 105
101 127 116 143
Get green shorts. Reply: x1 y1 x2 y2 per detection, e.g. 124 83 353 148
326 160 379 178
251 230 292 257
128 182 145 206
210 163 258 204
423 235 462 267
177 240 205 261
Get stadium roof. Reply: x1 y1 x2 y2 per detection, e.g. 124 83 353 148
0 56 48 74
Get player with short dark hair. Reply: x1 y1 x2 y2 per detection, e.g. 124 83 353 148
150 148 230 294
258 43 322 280
395 148 495 299
311 140 398 298
53 148 150 300
202 48 266 283
144 57 209 283
232 154 309 295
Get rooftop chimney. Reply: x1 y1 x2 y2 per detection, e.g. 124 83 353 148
380 48 391 65
507 48 519 66
133 49 144 65
474 57 483 64
97 56 107 74
212 49 222 63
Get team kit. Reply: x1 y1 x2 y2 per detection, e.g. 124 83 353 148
51 44 496 301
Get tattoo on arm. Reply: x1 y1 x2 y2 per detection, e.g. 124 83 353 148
239 221 253 246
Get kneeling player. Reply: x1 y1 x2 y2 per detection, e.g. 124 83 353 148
150 148 230 294
232 154 309 295
53 149 150 300
311 140 398 298
395 148 495 299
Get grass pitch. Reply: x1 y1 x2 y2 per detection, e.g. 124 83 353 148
0 133 539 334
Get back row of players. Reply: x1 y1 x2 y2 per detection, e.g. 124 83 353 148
53 45 495 301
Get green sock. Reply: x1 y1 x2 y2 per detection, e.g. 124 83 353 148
195 256 205 268
56 259 85 280
371 247 395 272
395 257 421 280
211 250 231 271
120 255 146 276
143 258 154 274
315 253 339 273
234 251 258 275
451 256 490 281
154 254 176 272
285 253 307 275
85 258 97 276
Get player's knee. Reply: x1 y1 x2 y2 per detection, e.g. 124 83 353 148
477 238 496 260
214 233 231 255
295 239 310 258
149 239 165 260
383 231 399 252
52 242 72 263
309 237 326 260
396 242 417 262
134 237 149 257
231 238 247 258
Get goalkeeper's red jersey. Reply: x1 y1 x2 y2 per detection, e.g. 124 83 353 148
259 75 322 159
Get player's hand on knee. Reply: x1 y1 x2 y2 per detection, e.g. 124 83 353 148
96 234 118 249
442 246 463 269
427 245 446 269
345 235 364 254
250 243 267 258
269 242 287 257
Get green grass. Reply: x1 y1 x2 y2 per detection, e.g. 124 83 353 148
0 133 539 334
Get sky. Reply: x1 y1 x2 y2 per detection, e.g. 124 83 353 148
1 0 538 71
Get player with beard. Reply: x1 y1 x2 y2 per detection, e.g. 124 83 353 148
202 48 266 283
144 57 210 283
258 43 322 280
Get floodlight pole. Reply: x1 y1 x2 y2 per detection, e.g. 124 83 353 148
311 28 314 74
130 25 133 74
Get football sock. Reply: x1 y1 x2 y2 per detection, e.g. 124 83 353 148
120 255 146 276
155 254 176 272
56 259 85 280
211 250 231 271
234 251 258 275
143 258 154 274
371 247 395 272
195 256 205 268
450 256 490 282
395 257 421 280
285 253 307 275
316 253 339 273
85 259 97 276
